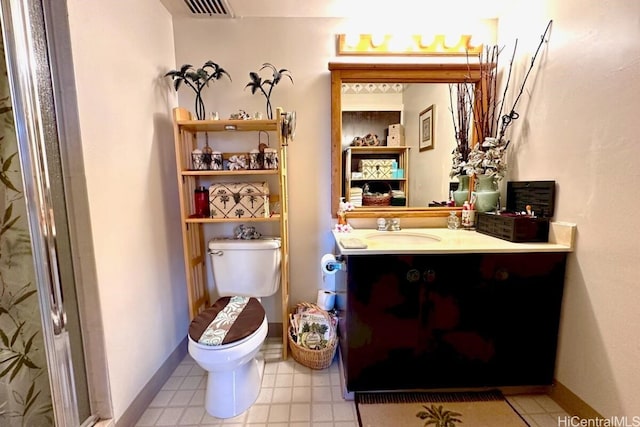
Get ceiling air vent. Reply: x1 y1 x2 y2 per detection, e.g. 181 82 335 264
184 0 231 16
160 0 234 17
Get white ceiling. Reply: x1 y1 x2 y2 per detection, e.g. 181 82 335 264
161 0 510 19
229 0 508 18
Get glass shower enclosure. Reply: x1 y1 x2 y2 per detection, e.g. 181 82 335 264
0 0 99 425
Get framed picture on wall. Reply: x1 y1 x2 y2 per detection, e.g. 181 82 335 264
419 105 435 151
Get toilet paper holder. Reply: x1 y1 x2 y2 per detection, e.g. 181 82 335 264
325 255 345 272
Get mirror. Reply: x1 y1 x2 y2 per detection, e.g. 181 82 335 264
330 62 484 218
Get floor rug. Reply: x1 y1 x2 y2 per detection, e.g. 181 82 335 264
356 390 529 427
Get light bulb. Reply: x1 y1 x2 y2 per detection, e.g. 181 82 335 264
370 33 386 48
344 33 361 48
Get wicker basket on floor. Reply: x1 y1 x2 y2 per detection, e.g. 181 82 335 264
288 334 338 370
288 303 338 370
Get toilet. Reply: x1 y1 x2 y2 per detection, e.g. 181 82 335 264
187 237 281 418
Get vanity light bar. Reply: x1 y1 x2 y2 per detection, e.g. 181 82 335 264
336 34 483 56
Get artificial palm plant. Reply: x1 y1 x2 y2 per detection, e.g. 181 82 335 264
165 60 231 120
245 63 293 119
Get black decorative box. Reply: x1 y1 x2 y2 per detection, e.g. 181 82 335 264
391 196 406 206
476 181 556 242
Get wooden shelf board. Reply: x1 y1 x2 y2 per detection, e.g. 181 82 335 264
350 178 407 182
177 119 278 133
185 215 281 224
345 146 410 153
181 169 279 177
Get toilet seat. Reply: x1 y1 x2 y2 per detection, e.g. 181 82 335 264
189 297 265 349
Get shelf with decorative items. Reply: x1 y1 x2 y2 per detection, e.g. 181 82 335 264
171 106 292 358
344 146 410 208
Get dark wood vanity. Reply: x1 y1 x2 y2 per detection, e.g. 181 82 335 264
336 251 567 392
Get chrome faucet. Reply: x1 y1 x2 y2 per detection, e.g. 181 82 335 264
377 218 401 231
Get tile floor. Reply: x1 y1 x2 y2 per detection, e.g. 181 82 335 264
136 338 572 427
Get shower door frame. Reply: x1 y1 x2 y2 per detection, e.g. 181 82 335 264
0 0 111 425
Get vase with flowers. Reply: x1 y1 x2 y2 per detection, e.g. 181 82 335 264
464 136 509 211
335 197 354 232
450 21 552 212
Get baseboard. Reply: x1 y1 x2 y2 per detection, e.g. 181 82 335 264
116 338 188 427
337 346 354 401
549 380 603 419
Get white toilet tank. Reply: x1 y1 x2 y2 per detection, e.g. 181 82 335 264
208 238 281 297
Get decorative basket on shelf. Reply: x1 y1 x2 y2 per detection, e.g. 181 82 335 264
362 182 392 206
288 302 338 370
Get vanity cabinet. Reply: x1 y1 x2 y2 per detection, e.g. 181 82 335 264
336 252 566 392
344 146 410 205
171 107 290 357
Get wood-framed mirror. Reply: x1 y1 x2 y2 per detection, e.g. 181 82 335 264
330 62 485 218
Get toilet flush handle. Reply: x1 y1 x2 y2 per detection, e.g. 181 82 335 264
208 249 223 256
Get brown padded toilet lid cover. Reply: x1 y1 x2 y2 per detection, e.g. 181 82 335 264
189 297 265 345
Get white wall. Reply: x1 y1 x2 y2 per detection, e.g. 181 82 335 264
497 0 640 417
66 0 186 420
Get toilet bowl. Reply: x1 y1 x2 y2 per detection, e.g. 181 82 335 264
187 238 281 418
188 314 268 418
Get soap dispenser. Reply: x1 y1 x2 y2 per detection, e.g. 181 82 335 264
447 211 460 230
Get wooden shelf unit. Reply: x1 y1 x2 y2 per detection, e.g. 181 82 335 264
171 107 290 358
344 146 410 205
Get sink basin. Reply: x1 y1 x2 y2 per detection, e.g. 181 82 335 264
364 232 441 245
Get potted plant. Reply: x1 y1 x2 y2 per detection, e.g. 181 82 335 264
245 63 293 119
450 21 552 211
461 44 512 184
470 22 552 176
165 60 231 120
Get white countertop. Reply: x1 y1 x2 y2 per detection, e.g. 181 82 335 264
332 222 576 255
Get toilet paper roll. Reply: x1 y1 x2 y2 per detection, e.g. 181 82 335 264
321 253 340 275
321 272 336 292
316 290 336 311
